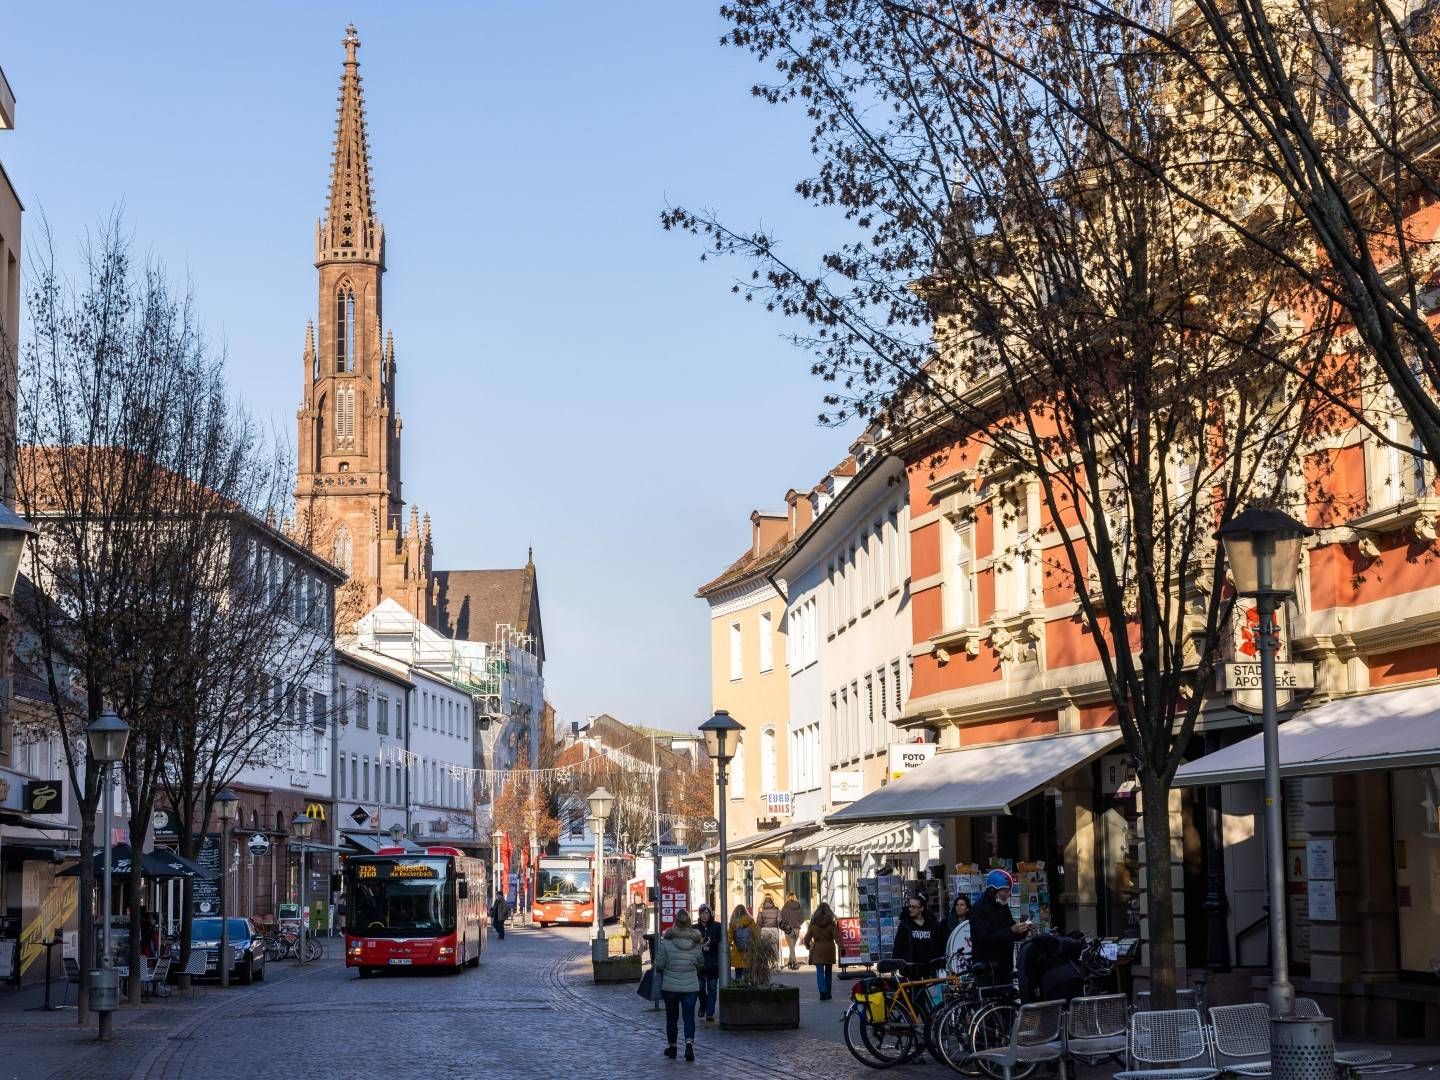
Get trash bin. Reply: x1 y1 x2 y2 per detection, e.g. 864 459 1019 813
1272 1015 1335 1080
89 968 119 1013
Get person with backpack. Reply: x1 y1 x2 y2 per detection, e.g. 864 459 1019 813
490 890 510 940
728 904 757 982
655 910 705 1062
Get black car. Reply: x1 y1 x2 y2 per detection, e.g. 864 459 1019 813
188 916 267 984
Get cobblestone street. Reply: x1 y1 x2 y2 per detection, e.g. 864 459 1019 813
4 924 953 1080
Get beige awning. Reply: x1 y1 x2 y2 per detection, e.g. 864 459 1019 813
825 728 1123 824
1174 683 1440 786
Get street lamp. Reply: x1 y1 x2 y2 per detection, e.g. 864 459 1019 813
492 827 505 909
526 808 539 917
86 709 130 1041
1216 506 1312 1019
215 789 239 988
291 812 314 965
587 786 614 965
699 709 743 1002
0 503 37 600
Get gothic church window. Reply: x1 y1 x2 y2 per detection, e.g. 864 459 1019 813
336 287 356 373
333 525 353 574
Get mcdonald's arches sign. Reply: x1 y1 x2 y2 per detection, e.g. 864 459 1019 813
304 802 327 823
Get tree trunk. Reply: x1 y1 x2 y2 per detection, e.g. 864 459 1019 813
1141 771 1178 1008
126 857 143 1005
76 806 95 1025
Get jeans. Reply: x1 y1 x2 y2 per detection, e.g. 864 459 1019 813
785 933 799 966
815 964 833 996
663 990 699 1044
698 973 719 1018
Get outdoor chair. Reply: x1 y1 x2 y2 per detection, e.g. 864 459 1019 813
973 999 1068 1080
1136 990 1200 1012
144 956 171 999
61 956 82 1007
181 951 208 997
115 964 130 999
1209 1003 1273 1076
1292 1000 1394 1071
1115 1008 1218 1080
1067 994 1129 1066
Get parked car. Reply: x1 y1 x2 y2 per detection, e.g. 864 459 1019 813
187 916 266 984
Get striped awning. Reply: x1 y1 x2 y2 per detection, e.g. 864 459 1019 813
784 819 916 854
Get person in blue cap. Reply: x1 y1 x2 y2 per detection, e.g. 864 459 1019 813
968 868 1032 984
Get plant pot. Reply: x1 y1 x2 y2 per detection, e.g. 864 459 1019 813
592 954 643 984
718 985 800 1030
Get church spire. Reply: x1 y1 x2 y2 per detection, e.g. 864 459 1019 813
318 23 381 263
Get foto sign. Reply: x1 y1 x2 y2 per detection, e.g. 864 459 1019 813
888 743 936 782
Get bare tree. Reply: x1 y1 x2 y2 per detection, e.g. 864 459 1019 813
664 1 1345 1000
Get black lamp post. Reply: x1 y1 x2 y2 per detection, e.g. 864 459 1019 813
291 813 314 964
215 789 238 987
699 709 743 1001
1215 506 1311 1019
586 787 613 966
0 503 37 600
86 709 130 1040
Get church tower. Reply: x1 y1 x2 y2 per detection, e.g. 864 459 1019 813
296 25 433 630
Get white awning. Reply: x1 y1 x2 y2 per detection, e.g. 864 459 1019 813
825 728 1123 824
1174 683 1440 787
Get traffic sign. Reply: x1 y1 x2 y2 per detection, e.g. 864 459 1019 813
247 833 270 857
653 844 689 856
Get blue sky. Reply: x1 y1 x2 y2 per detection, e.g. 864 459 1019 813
3 2 857 734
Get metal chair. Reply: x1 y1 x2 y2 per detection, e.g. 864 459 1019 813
1135 990 1200 1012
144 956 171 999
1067 993 1129 1065
60 956 82 1007
180 951 208 998
1293 1000 1394 1070
1115 1008 1218 1080
973 999 1068 1080
1209 1003 1273 1076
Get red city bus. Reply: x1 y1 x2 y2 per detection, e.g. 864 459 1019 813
344 846 487 975
531 852 635 927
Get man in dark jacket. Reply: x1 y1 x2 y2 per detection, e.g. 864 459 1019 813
969 869 1031 983
891 895 945 976
695 904 724 1021
490 891 510 940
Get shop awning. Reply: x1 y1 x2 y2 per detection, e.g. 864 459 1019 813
1174 683 1440 787
826 820 916 854
341 831 385 853
698 822 819 858
825 728 1123 824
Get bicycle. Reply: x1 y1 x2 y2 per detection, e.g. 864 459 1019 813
842 961 964 1069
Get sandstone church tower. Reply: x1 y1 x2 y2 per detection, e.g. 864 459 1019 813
296 25 433 630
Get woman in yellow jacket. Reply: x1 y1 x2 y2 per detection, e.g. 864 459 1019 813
728 904 758 982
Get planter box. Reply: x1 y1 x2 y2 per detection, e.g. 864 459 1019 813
592 955 643 984
719 985 800 1030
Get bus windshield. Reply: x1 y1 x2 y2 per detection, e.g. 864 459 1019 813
349 858 454 937
538 866 591 902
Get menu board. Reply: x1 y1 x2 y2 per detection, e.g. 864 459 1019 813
837 916 865 966
658 867 689 934
192 834 221 916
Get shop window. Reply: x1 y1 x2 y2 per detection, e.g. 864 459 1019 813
1392 766 1440 974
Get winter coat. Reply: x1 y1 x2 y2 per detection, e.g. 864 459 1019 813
969 891 1019 981
779 900 805 936
655 926 705 993
696 918 724 976
728 914 758 968
490 897 509 925
802 910 839 966
891 909 945 972
757 901 782 929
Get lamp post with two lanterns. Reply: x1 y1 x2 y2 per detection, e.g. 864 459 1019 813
698 710 742 1001
86 709 130 1040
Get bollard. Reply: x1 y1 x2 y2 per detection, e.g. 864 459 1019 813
1272 1016 1335 1080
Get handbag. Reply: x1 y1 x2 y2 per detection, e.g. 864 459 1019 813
636 968 655 1000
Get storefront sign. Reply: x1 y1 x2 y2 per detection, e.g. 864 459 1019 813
887 743 936 782
658 867 690 934
764 791 793 817
247 833 271 857
1222 599 1313 713
831 771 864 804
23 780 63 814
837 916 865 965
1306 838 1334 881
303 802 327 823
192 834 221 915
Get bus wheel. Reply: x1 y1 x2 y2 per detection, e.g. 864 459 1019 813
357 967 374 979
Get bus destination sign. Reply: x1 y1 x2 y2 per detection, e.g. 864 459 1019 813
357 862 439 880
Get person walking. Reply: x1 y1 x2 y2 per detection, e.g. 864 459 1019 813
655 909 705 1062
695 904 723 1022
942 894 972 971
728 904 757 983
802 902 839 1000
779 893 805 970
891 894 945 977
490 890 510 941
969 869 1031 984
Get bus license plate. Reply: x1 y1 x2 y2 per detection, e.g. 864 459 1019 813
388 958 412 965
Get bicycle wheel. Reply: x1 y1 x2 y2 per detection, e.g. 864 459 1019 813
843 1005 899 1070
970 1001 1038 1080
305 936 322 961
264 938 285 962
930 999 984 1076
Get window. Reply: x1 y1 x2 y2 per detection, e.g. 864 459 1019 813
375 760 381 803
826 563 836 634
355 688 369 729
376 695 389 735
873 524 885 603
351 755 359 800
730 738 746 798
336 287 356 372
950 523 976 627
333 526 353 574
849 545 860 620
865 674 876 753
312 693 327 776
892 660 903 715
850 681 860 761
362 756 370 800
838 685 850 761
829 693 839 766
759 611 774 673
339 753 346 798
879 666 889 727
1013 492 1032 611
888 507 902 591
761 726 777 792
729 622 743 681
384 763 392 804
